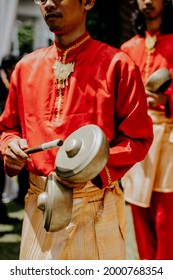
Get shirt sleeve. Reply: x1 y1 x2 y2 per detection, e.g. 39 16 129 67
99 54 153 188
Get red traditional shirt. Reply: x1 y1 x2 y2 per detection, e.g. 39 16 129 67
0 32 153 188
121 32 173 117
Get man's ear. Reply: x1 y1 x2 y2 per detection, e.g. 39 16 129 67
84 0 95 11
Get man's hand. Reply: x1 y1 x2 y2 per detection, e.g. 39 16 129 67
146 89 168 107
3 138 29 171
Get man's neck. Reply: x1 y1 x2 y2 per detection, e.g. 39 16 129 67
55 29 86 47
146 17 162 33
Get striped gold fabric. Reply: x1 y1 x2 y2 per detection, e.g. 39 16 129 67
19 175 126 260
122 110 173 207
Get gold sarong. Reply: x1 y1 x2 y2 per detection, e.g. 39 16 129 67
19 174 126 260
122 110 173 207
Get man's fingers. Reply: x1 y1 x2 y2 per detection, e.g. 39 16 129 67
19 138 28 150
8 139 28 158
6 161 26 170
145 90 158 98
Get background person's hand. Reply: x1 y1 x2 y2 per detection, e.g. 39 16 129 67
146 89 168 107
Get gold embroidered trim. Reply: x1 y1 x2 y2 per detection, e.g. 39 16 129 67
105 165 112 185
54 34 90 120
145 34 157 82
55 34 90 64
55 88 64 121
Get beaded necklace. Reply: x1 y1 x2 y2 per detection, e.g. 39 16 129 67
145 33 157 82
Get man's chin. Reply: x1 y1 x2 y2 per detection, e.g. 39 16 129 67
53 30 63 35
48 26 62 34
143 10 155 20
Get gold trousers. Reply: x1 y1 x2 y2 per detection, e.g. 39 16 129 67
19 174 126 260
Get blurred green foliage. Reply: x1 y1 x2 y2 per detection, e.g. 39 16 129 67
18 24 33 56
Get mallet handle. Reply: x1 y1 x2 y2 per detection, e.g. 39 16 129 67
25 139 63 154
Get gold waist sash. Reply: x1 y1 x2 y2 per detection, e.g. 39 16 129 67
122 110 173 207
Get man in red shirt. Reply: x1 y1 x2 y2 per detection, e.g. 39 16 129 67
121 0 173 259
0 0 153 259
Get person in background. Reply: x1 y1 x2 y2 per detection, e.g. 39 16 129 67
0 0 152 259
0 54 29 224
0 54 19 114
0 54 20 224
121 0 173 260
